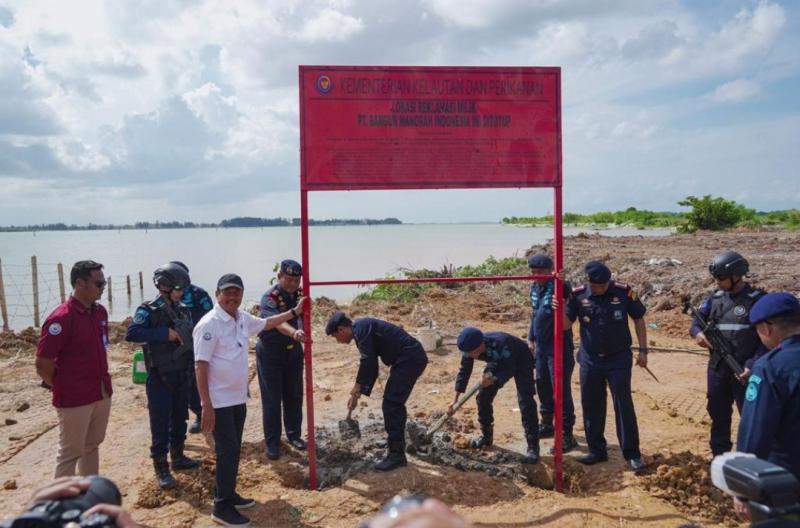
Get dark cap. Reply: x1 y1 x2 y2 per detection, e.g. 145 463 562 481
457 326 484 352
585 260 611 284
527 254 553 269
325 311 347 335
749 292 800 325
280 259 302 277
217 273 244 290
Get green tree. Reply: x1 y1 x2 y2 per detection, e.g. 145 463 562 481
678 195 755 231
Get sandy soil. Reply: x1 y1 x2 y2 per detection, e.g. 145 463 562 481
1 229 797 527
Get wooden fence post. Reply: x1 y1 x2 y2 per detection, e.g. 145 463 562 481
0 258 9 332
57 262 66 303
107 276 113 304
139 272 144 297
31 256 40 328
126 275 132 299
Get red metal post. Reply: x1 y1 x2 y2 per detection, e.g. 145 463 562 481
300 189 318 490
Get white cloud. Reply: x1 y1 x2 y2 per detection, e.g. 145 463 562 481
292 8 364 43
708 78 761 103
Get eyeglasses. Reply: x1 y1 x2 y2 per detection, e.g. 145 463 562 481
94 280 107 288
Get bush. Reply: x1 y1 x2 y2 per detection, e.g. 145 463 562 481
678 195 756 232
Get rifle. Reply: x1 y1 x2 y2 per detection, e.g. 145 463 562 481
162 302 194 362
682 299 746 385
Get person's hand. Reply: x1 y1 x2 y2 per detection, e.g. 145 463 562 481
733 497 750 520
636 350 648 368
446 403 456 416
293 329 305 342
735 367 751 383
28 477 89 506
369 498 474 528
554 269 565 281
294 297 307 314
551 297 560 311
168 328 183 344
481 374 494 388
694 332 711 349
201 406 215 434
83 504 139 528
347 393 360 411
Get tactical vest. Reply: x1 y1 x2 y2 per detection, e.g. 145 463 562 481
707 285 765 369
142 302 194 374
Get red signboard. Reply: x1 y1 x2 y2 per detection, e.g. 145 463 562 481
300 66 561 190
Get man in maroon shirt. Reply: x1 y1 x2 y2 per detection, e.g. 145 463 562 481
36 260 113 477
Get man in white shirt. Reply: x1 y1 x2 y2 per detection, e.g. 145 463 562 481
193 273 305 527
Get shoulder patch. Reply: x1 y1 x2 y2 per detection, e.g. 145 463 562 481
745 374 762 402
202 332 212 341
132 308 149 324
48 322 62 336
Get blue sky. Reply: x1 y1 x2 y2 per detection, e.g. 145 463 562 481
0 0 797 224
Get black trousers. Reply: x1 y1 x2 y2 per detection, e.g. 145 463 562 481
213 403 247 507
146 369 189 458
383 347 428 443
255 340 304 452
476 351 539 440
707 366 745 455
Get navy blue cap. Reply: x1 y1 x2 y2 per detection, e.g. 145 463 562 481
325 311 347 335
527 254 553 269
280 259 302 277
585 260 611 283
457 327 484 352
749 292 800 325
217 273 244 290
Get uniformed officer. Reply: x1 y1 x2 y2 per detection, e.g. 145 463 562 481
256 259 306 460
326 312 428 471
566 260 647 470
527 253 578 453
689 250 766 456
737 292 800 481
453 327 540 463
170 261 214 435
125 263 201 489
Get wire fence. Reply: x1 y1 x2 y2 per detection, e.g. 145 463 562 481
0 257 145 331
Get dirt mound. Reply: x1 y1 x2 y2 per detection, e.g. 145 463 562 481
0 328 39 357
639 451 739 525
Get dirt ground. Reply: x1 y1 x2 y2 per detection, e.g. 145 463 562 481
1 229 797 527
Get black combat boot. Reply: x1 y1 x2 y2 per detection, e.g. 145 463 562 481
470 425 493 448
538 413 554 438
170 444 202 470
374 440 407 471
153 456 177 489
525 435 540 464
549 432 579 455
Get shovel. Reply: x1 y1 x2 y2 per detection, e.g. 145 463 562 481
338 408 361 440
426 378 484 438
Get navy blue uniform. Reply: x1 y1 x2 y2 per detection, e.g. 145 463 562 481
181 285 213 419
455 332 538 441
126 296 193 459
529 280 575 433
256 285 304 453
737 334 800 480
566 281 645 461
352 318 428 443
689 284 766 455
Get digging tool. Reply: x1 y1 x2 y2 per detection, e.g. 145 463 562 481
640 364 660 383
426 378 484 438
338 408 361 440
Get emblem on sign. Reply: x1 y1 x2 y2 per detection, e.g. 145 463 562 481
316 75 333 94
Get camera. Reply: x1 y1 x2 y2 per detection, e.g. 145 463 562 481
1 476 121 528
359 494 425 528
711 452 800 525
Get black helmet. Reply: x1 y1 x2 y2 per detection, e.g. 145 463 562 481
153 262 191 291
170 261 189 273
709 251 748 279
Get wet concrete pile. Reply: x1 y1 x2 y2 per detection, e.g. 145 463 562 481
309 416 553 490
